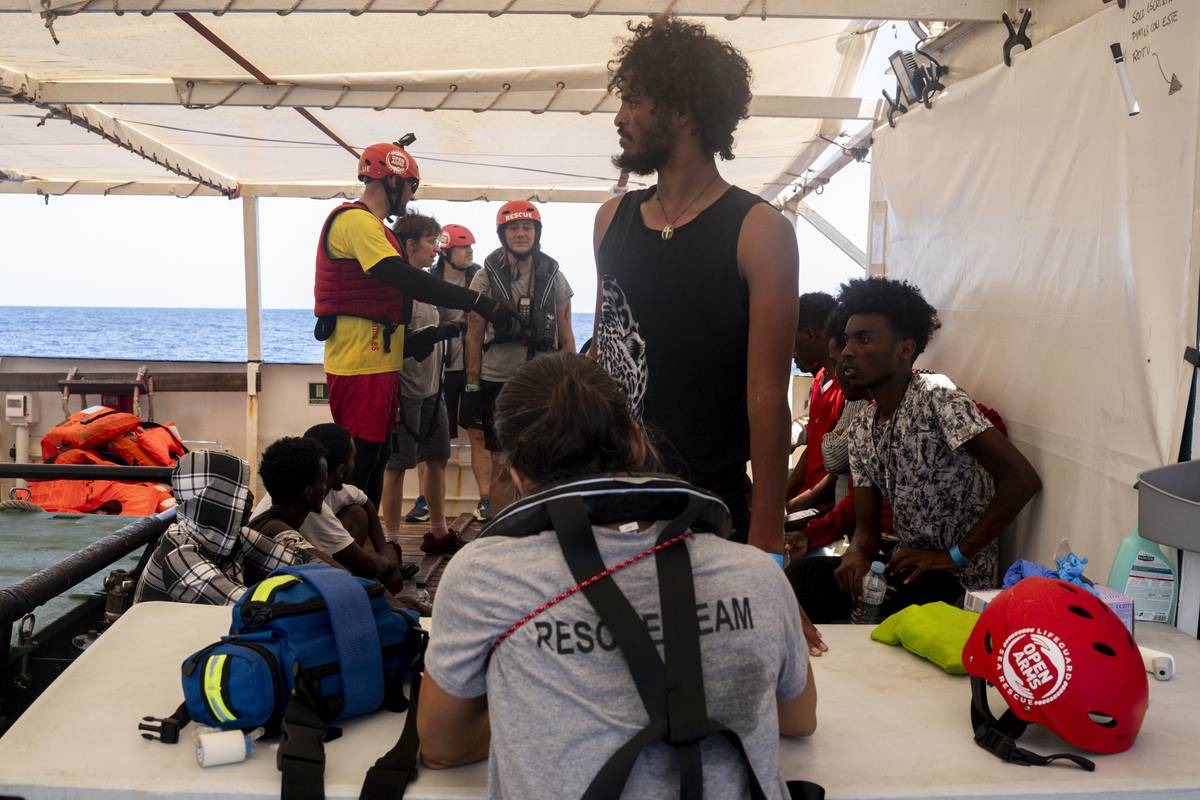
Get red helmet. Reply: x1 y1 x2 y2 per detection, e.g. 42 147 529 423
358 142 420 183
496 200 540 227
963 578 1148 767
439 224 476 252
496 200 542 254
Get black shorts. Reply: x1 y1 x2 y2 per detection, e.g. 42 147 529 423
480 380 506 452
443 370 480 439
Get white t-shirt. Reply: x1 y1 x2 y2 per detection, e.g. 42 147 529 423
251 483 367 556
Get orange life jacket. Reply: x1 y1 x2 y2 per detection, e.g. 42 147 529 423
41 406 141 462
34 408 187 516
104 423 187 467
27 479 174 516
50 448 121 467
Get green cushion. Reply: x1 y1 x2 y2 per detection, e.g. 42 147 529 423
869 602 981 675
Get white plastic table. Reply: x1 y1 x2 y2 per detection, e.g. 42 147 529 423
1 602 1198 799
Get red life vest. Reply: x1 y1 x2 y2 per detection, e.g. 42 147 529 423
313 202 407 325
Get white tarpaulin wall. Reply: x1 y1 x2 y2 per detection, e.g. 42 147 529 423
870 5 1200 582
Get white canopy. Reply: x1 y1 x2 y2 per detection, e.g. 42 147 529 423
0 1 1001 202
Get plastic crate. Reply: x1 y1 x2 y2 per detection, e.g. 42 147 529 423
1137 460 1200 551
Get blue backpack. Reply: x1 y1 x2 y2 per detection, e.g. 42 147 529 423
140 563 428 800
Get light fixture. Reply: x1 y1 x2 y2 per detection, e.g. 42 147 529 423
889 50 925 105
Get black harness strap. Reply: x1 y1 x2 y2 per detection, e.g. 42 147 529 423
359 670 424 799
548 496 778 800
548 497 667 721
360 628 429 800
278 674 330 800
969 678 1095 772
654 499 710 800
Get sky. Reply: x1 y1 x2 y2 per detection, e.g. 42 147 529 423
0 23 915 313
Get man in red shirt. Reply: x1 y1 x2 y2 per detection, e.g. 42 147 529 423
785 292 845 513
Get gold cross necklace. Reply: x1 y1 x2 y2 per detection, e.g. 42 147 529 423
654 174 720 240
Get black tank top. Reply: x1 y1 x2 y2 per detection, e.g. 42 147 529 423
597 185 764 497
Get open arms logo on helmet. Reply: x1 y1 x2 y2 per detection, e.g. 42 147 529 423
963 577 1148 765
357 136 420 183
386 150 410 175
439 224 476 252
997 628 1072 706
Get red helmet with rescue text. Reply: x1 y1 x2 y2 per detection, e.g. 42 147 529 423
439 224 476 252
496 200 542 253
358 142 420 183
496 200 541 227
962 577 1148 769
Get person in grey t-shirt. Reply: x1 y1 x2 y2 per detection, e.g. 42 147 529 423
417 353 817 800
463 201 575 517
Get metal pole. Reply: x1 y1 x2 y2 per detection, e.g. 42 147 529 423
242 194 262 483
11 422 30 490
0 463 173 482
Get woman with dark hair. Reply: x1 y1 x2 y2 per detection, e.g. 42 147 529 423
417 352 817 799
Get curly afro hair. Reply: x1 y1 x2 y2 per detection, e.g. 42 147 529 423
824 303 850 349
837 277 941 357
303 423 353 471
797 291 836 332
260 436 327 506
608 17 752 161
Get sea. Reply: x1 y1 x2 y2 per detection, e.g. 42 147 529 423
0 307 597 364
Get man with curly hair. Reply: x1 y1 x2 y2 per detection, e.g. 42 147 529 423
592 17 798 565
791 277 1043 622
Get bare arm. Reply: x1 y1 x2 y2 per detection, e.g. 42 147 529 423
465 312 485 384
788 471 837 512
416 674 490 769
785 449 808 500
331 541 387 579
834 484 884 603
738 204 799 555
778 662 818 737
588 195 623 358
361 499 387 553
848 485 884 556
557 298 575 353
959 428 1042 557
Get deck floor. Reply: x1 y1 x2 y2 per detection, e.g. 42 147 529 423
380 512 480 602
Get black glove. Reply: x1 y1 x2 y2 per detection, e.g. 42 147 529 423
404 326 439 362
436 321 466 341
460 388 484 428
471 293 520 327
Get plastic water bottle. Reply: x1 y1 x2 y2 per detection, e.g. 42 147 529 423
853 561 888 625
413 583 432 609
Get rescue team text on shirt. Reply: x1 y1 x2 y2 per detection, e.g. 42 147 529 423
533 596 754 655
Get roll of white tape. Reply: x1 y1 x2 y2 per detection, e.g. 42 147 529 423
196 730 249 767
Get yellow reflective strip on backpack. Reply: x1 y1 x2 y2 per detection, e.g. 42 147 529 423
204 654 236 723
250 574 301 602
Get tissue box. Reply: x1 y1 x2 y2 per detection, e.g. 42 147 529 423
966 585 1133 633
